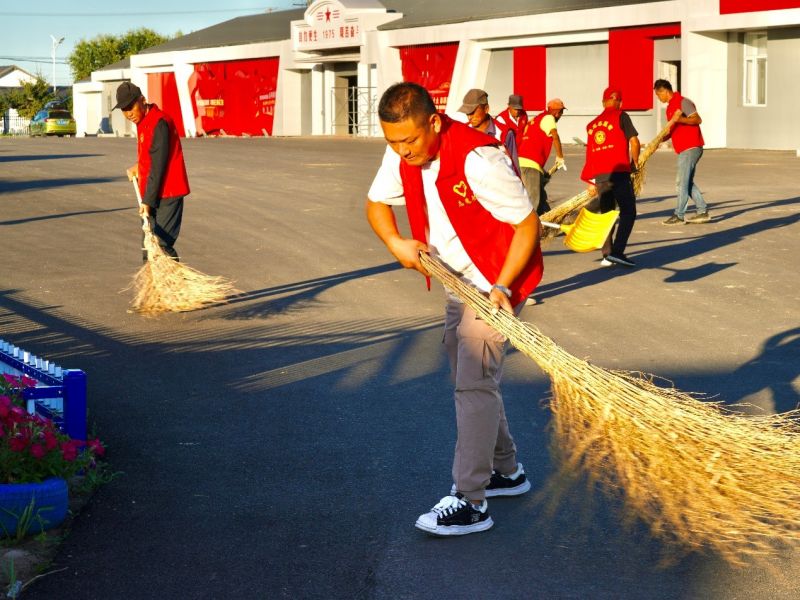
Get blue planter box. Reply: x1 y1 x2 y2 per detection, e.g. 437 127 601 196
0 478 68 537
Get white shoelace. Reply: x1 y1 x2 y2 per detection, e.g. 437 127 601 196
432 494 467 516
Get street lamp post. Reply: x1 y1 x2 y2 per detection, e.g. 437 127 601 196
50 35 65 96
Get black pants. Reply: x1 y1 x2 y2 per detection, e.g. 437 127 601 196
142 196 184 261
597 172 636 257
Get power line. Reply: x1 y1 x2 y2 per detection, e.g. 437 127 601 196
0 57 68 65
2 7 290 17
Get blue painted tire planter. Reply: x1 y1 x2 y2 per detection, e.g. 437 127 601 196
0 478 68 537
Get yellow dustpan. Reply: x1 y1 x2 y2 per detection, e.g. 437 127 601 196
542 208 620 253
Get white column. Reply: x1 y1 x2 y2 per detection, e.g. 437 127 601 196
683 31 728 148
357 61 373 136
173 62 196 137
323 64 336 135
311 65 324 135
447 40 490 116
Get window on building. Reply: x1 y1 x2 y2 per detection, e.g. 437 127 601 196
743 32 767 106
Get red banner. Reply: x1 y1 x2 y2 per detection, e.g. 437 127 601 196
399 43 459 113
188 57 280 137
513 47 546 112
721 0 800 13
608 24 681 111
146 72 186 137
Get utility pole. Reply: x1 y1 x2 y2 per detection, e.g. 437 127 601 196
50 35 65 95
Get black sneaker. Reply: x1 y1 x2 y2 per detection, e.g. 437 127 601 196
605 253 636 267
449 463 532 498
415 493 493 536
685 211 711 224
486 463 532 497
662 214 683 225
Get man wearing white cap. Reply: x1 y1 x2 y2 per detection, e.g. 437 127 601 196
517 98 566 215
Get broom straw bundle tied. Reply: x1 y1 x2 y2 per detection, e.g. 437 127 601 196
540 124 672 243
419 252 800 565
129 178 238 314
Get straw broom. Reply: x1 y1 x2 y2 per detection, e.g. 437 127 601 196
419 252 800 565
541 123 672 243
129 178 238 314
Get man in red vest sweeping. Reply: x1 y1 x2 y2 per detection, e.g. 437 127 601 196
517 98 567 215
654 79 711 224
366 82 543 536
115 82 190 260
581 87 640 267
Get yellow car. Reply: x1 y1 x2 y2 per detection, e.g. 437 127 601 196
29 108 77 137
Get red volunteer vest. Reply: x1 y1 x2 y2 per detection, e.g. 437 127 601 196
666 92 704 154
580 107 631 183
398 116 544 306
137 104 190 200
495 108 528 145
517 112 554 167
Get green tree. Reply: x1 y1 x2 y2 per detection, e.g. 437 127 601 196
68 28 171 81
9 76 54 119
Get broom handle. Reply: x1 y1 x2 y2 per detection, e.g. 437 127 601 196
130 177 154 234
418 252 567 377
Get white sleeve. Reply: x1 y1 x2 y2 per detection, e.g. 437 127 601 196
465 146 533 225
367 145 406 206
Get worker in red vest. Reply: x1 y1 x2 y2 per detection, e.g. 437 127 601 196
457 88 520 173
580 87 640 267
517 98 566 215
115 82 190 260
366 82 543 537
494 94 528 145
654 79 711 224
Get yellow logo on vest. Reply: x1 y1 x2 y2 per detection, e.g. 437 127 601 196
593 131 606 145
452 180 476 207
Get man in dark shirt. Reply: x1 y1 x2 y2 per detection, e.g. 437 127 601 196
114 82 190 260
580 87 640 267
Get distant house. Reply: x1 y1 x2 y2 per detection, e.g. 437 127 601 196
0 65 37 134
0 65 36 89
72 57 133 136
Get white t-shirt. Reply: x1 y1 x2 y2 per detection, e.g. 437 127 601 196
367 144 532 293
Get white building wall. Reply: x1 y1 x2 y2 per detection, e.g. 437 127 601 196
725 27 800 152
71 81 103 137
683 30 729 148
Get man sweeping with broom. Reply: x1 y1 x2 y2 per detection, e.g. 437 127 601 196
115 81 190 261
116 83 234 315
366 82 543 536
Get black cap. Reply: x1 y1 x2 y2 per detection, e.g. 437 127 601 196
113 82 142 110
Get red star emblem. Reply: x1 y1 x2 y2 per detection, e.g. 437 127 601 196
325 8 331 21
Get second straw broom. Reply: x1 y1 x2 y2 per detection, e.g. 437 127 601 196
129 177 238 314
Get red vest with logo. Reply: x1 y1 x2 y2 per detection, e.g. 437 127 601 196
580 107 631 183
137 104 190 199
495 108 528 145
398 116 543 306
517 111 554 167
666 92 704 154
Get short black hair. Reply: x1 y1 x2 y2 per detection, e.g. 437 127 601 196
378 82 436 125
654 79 673 92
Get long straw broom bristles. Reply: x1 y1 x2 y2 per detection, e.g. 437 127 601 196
419 252 800 565
540 124 673 243
129 180 238 315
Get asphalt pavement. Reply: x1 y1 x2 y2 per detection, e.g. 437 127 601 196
1 135 798 599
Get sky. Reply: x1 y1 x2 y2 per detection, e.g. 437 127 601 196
0 1 302 86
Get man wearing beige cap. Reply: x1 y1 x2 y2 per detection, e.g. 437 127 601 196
517 98 566 215
458 88 498 138
457 88 520 171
